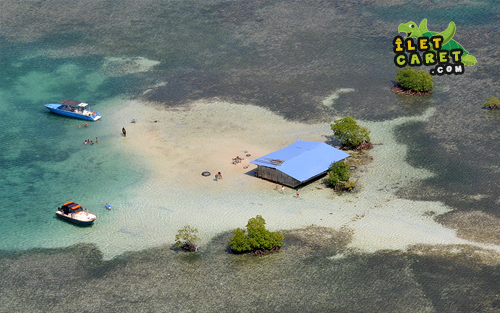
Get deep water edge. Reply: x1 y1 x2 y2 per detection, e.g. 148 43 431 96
2 231 500 313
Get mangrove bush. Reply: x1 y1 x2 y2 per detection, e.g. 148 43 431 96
228 215 284 254
484 96 500 110
330 116 371 149
175 225 200 252
395 67 433 93
328 161 356 191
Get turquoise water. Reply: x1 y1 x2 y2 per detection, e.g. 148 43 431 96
1 0 500 311
0 56 145 251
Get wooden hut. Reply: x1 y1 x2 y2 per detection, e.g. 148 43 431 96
250 140 350 188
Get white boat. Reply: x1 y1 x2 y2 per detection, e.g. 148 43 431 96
56 201 97 226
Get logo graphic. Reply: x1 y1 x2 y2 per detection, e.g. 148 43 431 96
393 19 476 75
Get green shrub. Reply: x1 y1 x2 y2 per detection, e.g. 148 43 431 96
228 228 252 252
484 96 500 110
328 161 351 188
395 67 433 92
228 215 284 254
175 225 200 252
330 116 371 148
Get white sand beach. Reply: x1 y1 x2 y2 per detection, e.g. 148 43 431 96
87 98 496 259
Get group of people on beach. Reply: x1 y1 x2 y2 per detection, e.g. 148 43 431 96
84 137 98 145
215 172 223 181
78 125 127 145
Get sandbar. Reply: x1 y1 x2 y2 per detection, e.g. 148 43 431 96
90 98 498 258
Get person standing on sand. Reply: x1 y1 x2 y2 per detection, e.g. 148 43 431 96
296 189 299 198
281 186 285 194
122 127 126 137
275 183 279 190
218 172 222 180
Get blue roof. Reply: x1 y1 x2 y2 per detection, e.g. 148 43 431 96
250 140 350 182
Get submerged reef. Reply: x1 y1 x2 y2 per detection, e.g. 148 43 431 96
2 230 500 312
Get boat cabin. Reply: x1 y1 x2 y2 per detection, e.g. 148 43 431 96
59 99 89 107
59 201 84 215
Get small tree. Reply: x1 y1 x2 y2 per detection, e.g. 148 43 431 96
328 161 356 191
175 225 200 252
484 96 500 110
328 161 350 187
395 67 433 92
330 116 371 149
228 215 284 254
228 228 252 252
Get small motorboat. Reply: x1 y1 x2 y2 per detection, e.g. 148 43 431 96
45 100 101 121
105 203 111 210
56 201 97 226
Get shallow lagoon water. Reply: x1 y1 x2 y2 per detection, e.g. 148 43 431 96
1 0 500 311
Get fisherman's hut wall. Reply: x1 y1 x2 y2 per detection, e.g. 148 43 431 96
256 166 301 188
